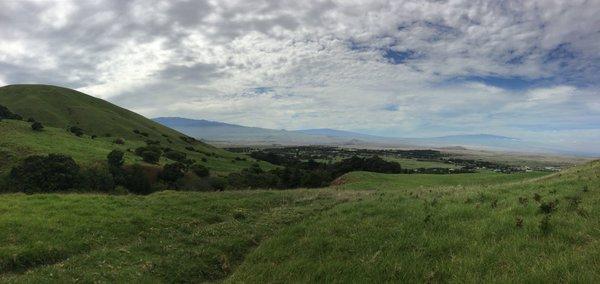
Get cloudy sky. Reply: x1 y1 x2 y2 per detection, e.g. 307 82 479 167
1 0 599 152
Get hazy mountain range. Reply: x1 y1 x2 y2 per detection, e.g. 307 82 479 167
153 117 597 157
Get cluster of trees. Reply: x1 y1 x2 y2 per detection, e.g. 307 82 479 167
231 154 404 189
0 148 215 195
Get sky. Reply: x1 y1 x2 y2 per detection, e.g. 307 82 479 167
1 0 599 152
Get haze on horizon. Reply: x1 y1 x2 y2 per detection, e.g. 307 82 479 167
0 0 599 153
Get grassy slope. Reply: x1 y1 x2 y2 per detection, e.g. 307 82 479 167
230 161 600 282
0 85 273 174
335 170 547 191
0 190 366 282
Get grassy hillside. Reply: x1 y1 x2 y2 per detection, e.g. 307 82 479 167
0 85 273 174
0 85 184 142
1 161 599 282
231 161 600 282
334 170 547 191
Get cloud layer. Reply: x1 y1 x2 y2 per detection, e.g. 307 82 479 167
1 0 599 152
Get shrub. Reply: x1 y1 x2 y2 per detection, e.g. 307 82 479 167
164 150 187 163
141 150 160 164
125 164 153 195
107 149 125 184
209 176 227 191
135 145 162 164
31 121 44 131
0 104 22 120
191 164 210 177
539 215 551 235
516 217 524 228
9 154 80 193
69 126 84 137
160 162 187 185
78 164 115 192
539 201 556 214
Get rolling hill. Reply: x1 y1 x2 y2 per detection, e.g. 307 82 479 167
0 85 272 174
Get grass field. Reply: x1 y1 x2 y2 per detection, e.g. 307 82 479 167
1 161 599 282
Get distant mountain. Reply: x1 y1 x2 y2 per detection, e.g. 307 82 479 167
153 117 236 128
296 128 384 140
154 117 597 156
153 117 349 146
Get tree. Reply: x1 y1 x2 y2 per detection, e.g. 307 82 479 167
107 150 125 185
191 164 210 177
125 165 152 195
160 162 186 186
141 150 160 164
78 164 115 192
107 150 124 168
31 121 44 131
9 154 80 193
164 150 187 163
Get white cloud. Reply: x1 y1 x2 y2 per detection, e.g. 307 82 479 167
0 0 599 151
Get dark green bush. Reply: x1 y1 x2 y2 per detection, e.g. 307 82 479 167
9 154 80 193
0 104 22 120
69 126 84 137
78 164 115 192
164 150 187 163
141 150 160 164
125 165 153 195
31 121 43 131
191 164 210 177
160 162 186 185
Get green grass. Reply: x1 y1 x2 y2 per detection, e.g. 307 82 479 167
0 189 365 282
334 170 547 191
230 162 600 282
1 155 598 282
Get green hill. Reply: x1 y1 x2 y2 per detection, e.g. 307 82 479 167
0 84 205 143
0 84 273 174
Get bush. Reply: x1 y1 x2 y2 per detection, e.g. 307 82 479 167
125 165 153 195
78 164 115 192
0 104 22 120
9 154 80 193
69 126 84 137
31 121 44 131
107 150 125 168
191 164 210 177
164 150 187 163
160 162 186 185
141 150 160 164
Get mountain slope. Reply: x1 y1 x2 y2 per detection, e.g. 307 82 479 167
153 117 348 146
0 85 273 174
